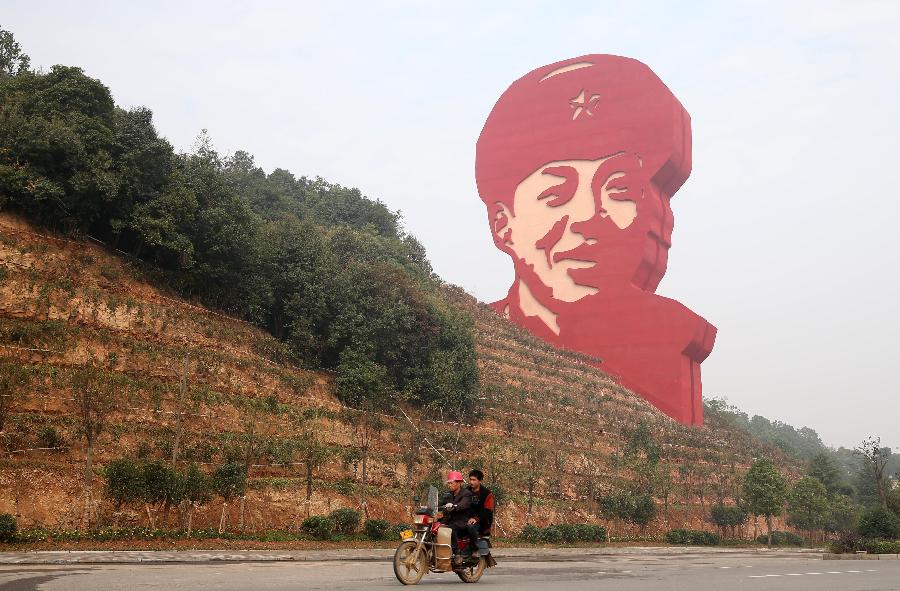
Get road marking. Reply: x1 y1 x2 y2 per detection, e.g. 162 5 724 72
748 574 782 578
719 566 731 569
749 570 877 580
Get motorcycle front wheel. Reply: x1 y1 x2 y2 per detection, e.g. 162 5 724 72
393 540 428 585
455 556 486 583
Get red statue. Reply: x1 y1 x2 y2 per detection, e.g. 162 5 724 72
476 55 716 425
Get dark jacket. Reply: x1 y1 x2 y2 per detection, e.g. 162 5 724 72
441 487 474 528
469 485 495 534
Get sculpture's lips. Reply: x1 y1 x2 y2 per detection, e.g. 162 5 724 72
553 243 600 265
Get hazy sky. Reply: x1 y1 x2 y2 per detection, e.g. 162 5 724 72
6 1 899 451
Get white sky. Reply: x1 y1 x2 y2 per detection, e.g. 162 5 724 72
6 1 899 452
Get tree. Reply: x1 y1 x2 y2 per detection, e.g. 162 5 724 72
520 444 546 517
623 421 660 496
343 406 384 517
178 463 212 537
104 458 144 520
213 462 247 533
297 436 329 503
743 458 788 548
0 27 30 77
138 460 176 528
629 495 657 534
711 504 749 539
808 452 845 497
854 436 891 508
857 506 900 539
824 494 859 534
786 477 829 540
71 367 116 529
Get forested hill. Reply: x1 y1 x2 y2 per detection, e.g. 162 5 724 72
0 46 477 418
2 28 896 540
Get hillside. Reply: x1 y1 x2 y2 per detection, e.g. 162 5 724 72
0 212 803 537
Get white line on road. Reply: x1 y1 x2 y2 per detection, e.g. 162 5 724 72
749 570 877 580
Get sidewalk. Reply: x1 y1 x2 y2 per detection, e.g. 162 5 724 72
0 546 823 565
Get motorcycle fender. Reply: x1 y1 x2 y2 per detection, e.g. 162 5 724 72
435 527 453 571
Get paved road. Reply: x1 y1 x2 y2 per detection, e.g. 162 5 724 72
0 550 897 590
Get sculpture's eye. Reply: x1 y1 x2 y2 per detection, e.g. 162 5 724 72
537 166 577 207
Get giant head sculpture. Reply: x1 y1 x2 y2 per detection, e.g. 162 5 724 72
476 55 716 425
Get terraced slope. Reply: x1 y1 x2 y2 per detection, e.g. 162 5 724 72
0 213 798 536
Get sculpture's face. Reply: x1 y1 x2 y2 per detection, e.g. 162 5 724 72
497 152 645 302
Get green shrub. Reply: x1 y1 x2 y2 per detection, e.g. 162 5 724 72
665 528 721 546
0 513 16 543
857 506 900 540
828 531 861 554
863 539 900 554
539 525 563 544
364 519 390 540
520 524 541 543
301 516 335 540
36 425 65 449
329 508 361 535
334 478 354 496
755 531 803 546
828 532 900 554
710 505 748 529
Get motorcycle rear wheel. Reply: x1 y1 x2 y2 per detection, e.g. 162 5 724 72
393 540 427 585
455 556 486 583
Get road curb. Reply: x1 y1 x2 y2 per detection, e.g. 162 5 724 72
823 553 900 560
0 546 823 565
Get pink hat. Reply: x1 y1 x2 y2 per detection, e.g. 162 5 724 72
446 470 464 483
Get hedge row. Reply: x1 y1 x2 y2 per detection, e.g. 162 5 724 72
754 531 804 546
0 511 409 544
664 529 721 546
520 523 608 544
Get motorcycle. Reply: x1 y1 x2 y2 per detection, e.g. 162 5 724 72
393 485 497 585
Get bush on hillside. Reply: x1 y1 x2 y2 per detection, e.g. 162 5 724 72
665 529 721 546
301 516 335 540
0 513 16 543
329 508 361 535
364 519 390 541
519 523 606 544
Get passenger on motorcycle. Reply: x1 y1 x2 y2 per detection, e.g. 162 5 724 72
438 470 474 563
466 469 495 550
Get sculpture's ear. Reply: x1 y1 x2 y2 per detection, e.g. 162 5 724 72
490 202 514 249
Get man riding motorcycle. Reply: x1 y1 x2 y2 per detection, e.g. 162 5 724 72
438 470 474 564
464 469 494 557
